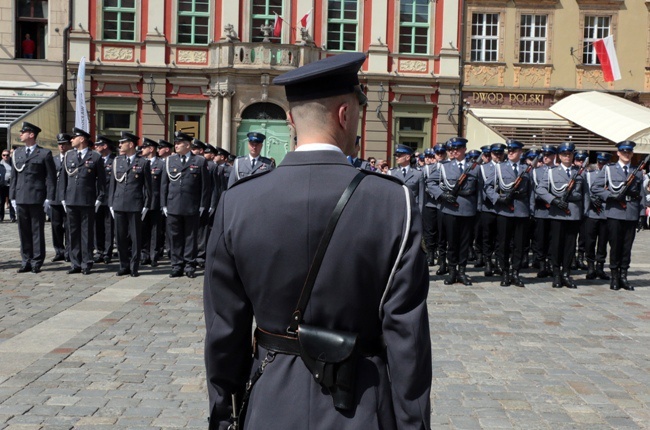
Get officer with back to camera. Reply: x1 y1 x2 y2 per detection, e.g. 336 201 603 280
227 132 275 188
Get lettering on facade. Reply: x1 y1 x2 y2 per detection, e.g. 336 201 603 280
464 91 550 108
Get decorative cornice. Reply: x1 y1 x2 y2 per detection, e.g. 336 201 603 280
575 0 624 8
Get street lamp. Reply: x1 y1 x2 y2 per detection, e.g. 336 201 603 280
69 70 77 95
147 75 157 109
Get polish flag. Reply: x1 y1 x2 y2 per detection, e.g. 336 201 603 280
593 35 621 82
273 13 283 38
300 9 313 30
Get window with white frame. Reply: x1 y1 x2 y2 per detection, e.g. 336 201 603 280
327 0 359 51
251 0 283 43
399 0 429 55
103 0 136 41
471 13 499 62
178 0 210 45
519 14 547 64
582 15 610 65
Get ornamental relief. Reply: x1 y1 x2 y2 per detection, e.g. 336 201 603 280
177 49 208 64
103 47 134 61
513 66 552 87
576 68 612 89
464 64 505 86
399 60 428 73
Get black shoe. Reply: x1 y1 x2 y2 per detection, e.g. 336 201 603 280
570 257 578 271
484 260 494 277
520 256 530 269
51 254 65 262
585 261 597 280
577 253 588 271
474 255 485 268
619 269 633 291
510 270 525 288
103 256 111 264
82 268 91 275
468 249 477 262
64 256 70 262
31 265 41 274
116 268 131 276
10 218 16 223
443 267 457 285
561 272 577 289
17 265 32 273
493 261 503 276
500 271 511 287
130 270 140 277
552 273 562 288
151 260 158 267
93 255 103 263
595 263 610 280
169 269 183 278
436 261 449 276
536 261 551 278
457 267 472 286
185 270 197 279
142 258 152 266
610 270 621 290
67 267 81 274
426 251 435 267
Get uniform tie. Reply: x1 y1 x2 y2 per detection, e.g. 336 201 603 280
458 162 463 173
251 158 256 169
402 167 406 177
77 151 82 163
566 168 571 178
127 157 131 166
513 163 518 176
25 147 31 157
181 155 186 164
624 165 629 176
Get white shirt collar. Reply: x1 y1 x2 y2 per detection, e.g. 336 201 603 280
618 160 630 169
78 148 88 158
295 143 343 154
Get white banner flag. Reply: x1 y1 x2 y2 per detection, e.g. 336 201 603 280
75 57 90 132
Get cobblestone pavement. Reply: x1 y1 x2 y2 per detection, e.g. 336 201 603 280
0 220 648 429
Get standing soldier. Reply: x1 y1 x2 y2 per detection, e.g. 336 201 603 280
51 133 72 263
62 128 106 275
584 152 612 280
421 148 438 266
429 137 479 285
140 138 164 267
93 136 116 264
592 141 647 291
573 150 590 271
10 122 56 273
535 142 585 289
211 147 231 208
191 138 211 268
466 149 482 264
110 131 151 277
227 132 274 188
479 143 506 276
430 143 450 275
157 139 173 159
389 144 425 212
473 145 492 268
485 139 532 288
531 145 557 278
199 143 219 268
161 131 211 278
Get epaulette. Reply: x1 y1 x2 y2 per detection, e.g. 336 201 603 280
260 156 273 163
228 168 273 189
607 162 617 166
356 168 404 186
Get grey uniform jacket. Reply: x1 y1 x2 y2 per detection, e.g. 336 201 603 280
591 163 647 221
211 163 231 209
429 159 478 217
204 150 432 430
388 167 425 211
9 145 56 204
99 155 115 206
424 163 443 210
109 155 151 212
227 155 274 188
421 164 436 208
532 165 550 219
535 165 584 221
478 162 496 214
61 150 106 206
485 161 532 218
52 154 66 205
161 152 210 216
584 169 606 220
149 157 164 210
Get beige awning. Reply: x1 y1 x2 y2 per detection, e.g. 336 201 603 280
465 110 506 149
550 91 650 154
9 92 61 151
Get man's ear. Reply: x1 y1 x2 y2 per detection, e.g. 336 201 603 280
287 110 296 128
337 103 350 130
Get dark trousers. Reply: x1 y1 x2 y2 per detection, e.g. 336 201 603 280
496 216 527 271
437 208 448 260
167 213 199 271
17 204 46 267
50 204 69 258
607 219 637 270
584 217 608 264
473 212 482 252
442 213 472 267
196 210 211 263
95 205 114 258
67 206 95 270
481 211 498 260
114 211 142 272
577 221 586 253
422 205 438 252
533 217 551 263
141 209 163 262
548 220 579 271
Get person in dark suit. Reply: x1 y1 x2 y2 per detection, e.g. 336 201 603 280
9 122 56 273
583 152 612 280
51 133 72 262
191 138 212 269
227 132 274 188
204 52 431 430
61 128 106 275
161 131 210 278
211 147 231 209
109 131 151 277
388 144 425 212
140 137 164 267
93 135 116 264
592 141 647 291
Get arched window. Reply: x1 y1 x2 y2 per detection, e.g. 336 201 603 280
241 103 286 120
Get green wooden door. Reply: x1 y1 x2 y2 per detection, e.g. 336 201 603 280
237 120 291 165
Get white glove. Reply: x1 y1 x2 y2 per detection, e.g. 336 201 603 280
95 200 101 213
162 207 168 217
646 194 650 203
11 200 16 210
199 207 205 217
62 200 67 213
141 207 148 221
208 207 215 216
110 207 115 218
43 199 51 213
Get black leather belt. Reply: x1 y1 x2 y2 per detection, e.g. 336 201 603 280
254 327 386 357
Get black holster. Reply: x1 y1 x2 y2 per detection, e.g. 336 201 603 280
298 324 358 411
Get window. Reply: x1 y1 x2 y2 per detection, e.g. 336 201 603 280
178 0 210 45
103 0 136 41
15 0 48 59
96 99 137 142
399 0 429 55
327 0 359 52
471 13 499 62
583 16 610 65
251 0 283 43
519 14 547 64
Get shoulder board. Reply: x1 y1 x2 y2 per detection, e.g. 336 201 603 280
229 168 273 189
357 168 404 186
608 162 616 166
260 156 272 163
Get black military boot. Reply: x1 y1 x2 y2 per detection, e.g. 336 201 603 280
510 269 525 288
484 259 494 277
500 267 511 287
570 256 578 271
493 259 503 276
520 253 530 269
457 266 472 286
552 268 562 288
436 259 449 276
610 269 621 290
426 248 435 267
536 260 550 278
444 266 458 285
577 252 588 270
561 271 577 289
595 262 610 280
474 253 485 268
619 269 634 291
585 261 596 280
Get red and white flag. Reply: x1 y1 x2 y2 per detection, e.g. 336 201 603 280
300 9 313 30
593 35 621 82
273 13 283 38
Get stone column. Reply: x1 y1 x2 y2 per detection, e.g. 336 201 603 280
207 89 222 148
220 90 235 152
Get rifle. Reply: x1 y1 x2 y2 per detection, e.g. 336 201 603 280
504 153 542 211
616 153 650 209
544 160 589 215
449 159 481 207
